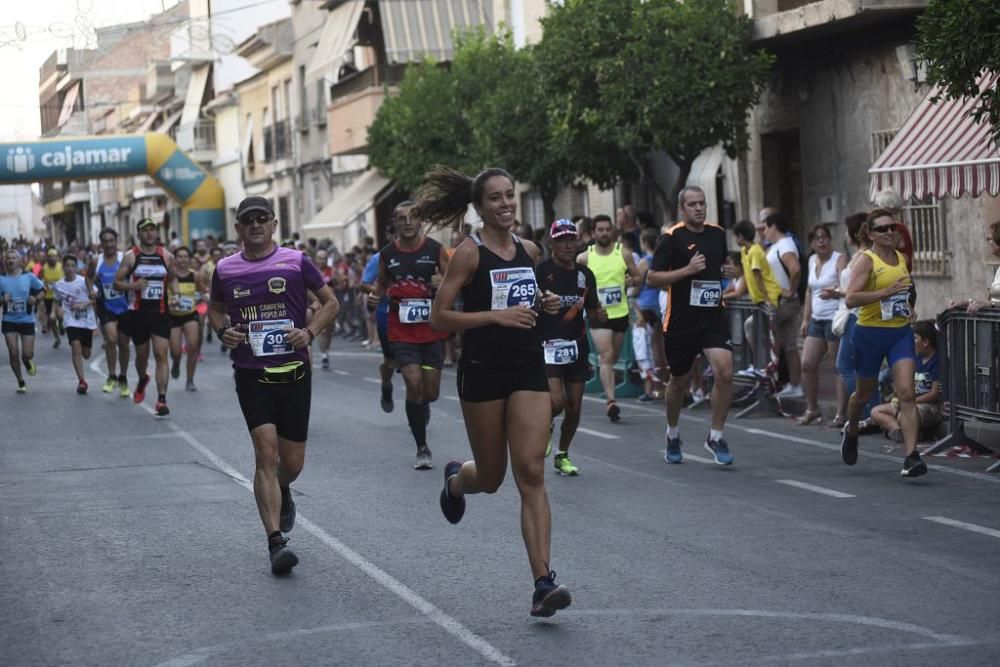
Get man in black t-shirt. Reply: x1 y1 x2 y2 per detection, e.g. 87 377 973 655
537 220 604 476
648 186 734 466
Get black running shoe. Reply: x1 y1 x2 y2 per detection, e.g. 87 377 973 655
268 535 299 575
380 382 394 413
607 401 621 423
530 570 572 618
280 486 296 533
901 452 928 478
841 426 859 465
439 461 465 524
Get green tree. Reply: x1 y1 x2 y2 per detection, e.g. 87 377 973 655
915 0 1000 147
537 0 773 214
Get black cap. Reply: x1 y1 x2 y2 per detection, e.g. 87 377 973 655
236 196 274 221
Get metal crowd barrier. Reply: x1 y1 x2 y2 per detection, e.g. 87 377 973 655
723 298 784 418
923 307 1000 472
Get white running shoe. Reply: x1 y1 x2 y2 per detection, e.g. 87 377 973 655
777 384 804 398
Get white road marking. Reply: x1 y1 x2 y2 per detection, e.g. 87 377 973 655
333 369 350 376
362 377 382 384
134 403 516 666
775 479 855 498
923 516 1000 539
576 427 619 440
680 453 718 465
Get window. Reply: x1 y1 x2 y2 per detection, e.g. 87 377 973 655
298 66 308 127
278 196 291 241
871 129 949 277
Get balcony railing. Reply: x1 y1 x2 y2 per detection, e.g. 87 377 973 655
753 0 931 43
175 120 216 155
262 120 292 163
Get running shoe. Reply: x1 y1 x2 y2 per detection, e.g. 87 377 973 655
185 380 197 392
102 376 116 393
76 380 88 395
380 382 394 413
686 389 706 408
52 338 60 349
553 453 579 476
321 356 329 371
841 426 859 465
415 445 433 470
154 400 170 418
606 400 621 423
900 452 928 478
439 460 465 524
280 486 296 533
664 436 683 464
636 393 656 402
268 535 299 575
170 358 180 379
134 374 150 404
25 360 37 377
530 571 572 618
704 436 734 465
16 381 27 394
118 380 131 399
777 384 804 398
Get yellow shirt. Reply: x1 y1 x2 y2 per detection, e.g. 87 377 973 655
587 243 629 320
41 263 64 299
858 249 911 327
740 244 782 306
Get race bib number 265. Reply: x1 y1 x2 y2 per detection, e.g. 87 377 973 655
490 267 537 311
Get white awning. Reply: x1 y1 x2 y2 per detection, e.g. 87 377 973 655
301 170 393 235
241 115 255 166
180 65 211 126
137 110 161 133
57 81 81 127
381 0 493 64
686 144 742 221
306 0 365 80
158 109 183 134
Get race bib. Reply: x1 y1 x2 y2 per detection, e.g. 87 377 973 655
598 285 623 306
248 318 295 357
72 307 88 319
176 296 195 312
142 280 164 301
398 298 431 324
543 339 579 365
490 267 537 311
103 282 124 300
9 299 26 314
880 292 911 321
690 280 722 307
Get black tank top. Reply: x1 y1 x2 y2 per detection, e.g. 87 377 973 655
460 232 542 366
127 246 169 314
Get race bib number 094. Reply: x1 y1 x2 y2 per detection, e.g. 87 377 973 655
689 280 722 307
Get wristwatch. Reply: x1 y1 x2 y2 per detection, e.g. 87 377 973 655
216 325 229 340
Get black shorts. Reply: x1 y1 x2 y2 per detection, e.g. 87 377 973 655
1 321 34 336
234 366 312 442
664 316 732 377
391 340 444 369
457 358 549 403
44 298 55 316
171 313 199 328
66 326 94 348
590 315 629 332
98 309 126 327
545 356 592 383
121 310 171 345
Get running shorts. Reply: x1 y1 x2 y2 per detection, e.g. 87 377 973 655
44 298 55 316
171 313 199 328
98 309 125 327
545 356 592 383
590 315 629 333
664 314 732 377
120 311 171 345
391 340 444 369
1 321 35 336
66 326 94 348
457 358 548 403
234 366 312 442
851 324 915 379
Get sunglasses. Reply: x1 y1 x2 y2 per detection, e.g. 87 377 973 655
239 214 274 226
870 223 897 234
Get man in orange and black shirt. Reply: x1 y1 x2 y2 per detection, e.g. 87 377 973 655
648 186 734 466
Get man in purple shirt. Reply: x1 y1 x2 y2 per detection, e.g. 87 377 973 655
209 196 339 575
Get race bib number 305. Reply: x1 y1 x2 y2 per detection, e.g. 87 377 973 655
248 318 295 357
490 267 537 311
690 280 722 307
399 298 431 323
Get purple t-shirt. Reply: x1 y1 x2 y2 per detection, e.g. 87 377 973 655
210 246 325 370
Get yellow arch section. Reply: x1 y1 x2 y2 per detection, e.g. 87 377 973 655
0 133 225 242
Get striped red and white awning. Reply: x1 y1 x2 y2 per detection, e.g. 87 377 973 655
869 73 999 200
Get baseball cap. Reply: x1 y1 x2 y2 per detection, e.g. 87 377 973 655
137 218 157 230
46 248 59 257
549 218 578 240
236 196 274 221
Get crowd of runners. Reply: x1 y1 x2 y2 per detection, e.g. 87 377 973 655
6 168 986 617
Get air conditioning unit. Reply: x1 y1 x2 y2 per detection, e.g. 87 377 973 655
312 107 327 127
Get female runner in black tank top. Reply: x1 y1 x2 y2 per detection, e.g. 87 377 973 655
418 166 572 618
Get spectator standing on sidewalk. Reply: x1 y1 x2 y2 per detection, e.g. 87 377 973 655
798 224 847 425
949 220 1000 313
762 212 803 398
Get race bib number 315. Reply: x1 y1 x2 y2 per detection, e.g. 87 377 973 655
490 267 537 311
248 319 295 356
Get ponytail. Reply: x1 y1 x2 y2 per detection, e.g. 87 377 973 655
413 165 514 230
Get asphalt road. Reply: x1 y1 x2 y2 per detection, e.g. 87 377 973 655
2 334 999 666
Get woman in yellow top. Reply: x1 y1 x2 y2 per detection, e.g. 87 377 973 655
842 208 926 478
168 246 206 392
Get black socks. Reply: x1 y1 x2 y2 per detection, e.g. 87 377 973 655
405 400 428 448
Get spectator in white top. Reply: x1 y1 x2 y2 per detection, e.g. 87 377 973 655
763 212 803 398
949 219 1000 314
798 224 847 425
